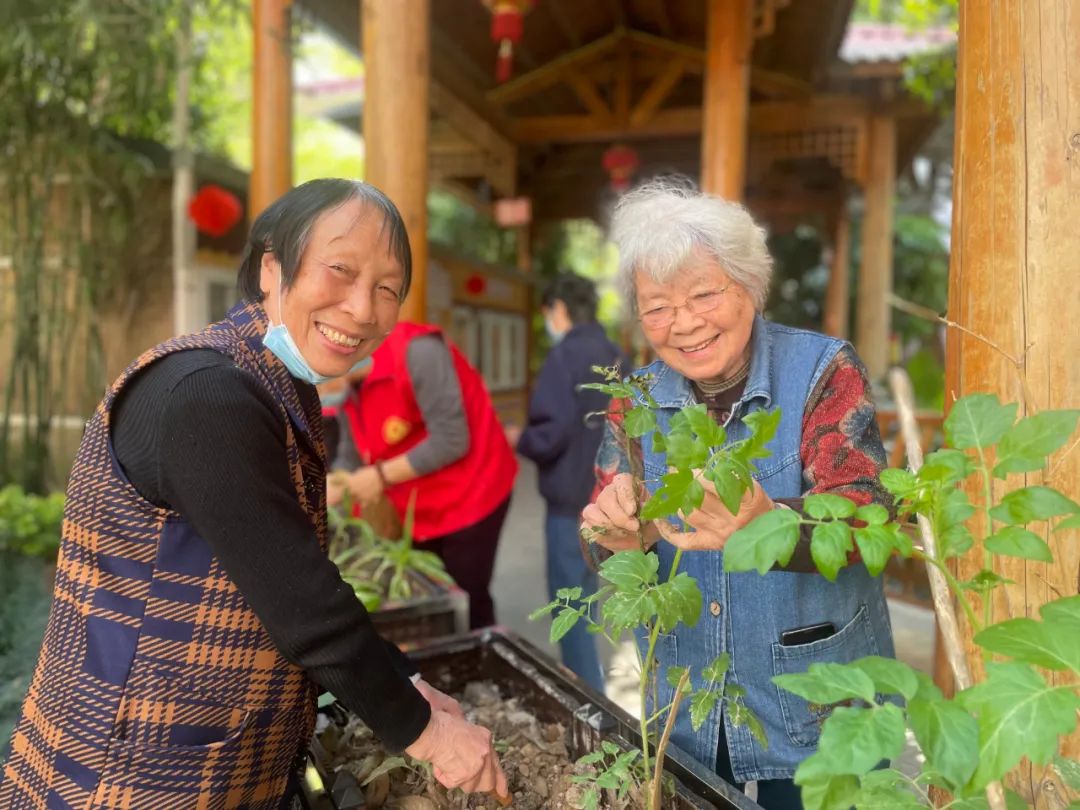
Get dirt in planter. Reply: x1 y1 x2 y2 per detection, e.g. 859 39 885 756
317 681 645 809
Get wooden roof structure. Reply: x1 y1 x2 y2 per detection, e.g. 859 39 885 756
294 0 940 231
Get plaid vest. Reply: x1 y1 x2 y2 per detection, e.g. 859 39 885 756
1 302 328 809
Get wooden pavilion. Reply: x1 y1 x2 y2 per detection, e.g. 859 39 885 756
249 0 945 383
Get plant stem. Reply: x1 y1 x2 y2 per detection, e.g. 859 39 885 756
650 667 691 810
910 548 980 631
973 448 995 636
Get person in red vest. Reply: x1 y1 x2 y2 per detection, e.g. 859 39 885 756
329 321 518 628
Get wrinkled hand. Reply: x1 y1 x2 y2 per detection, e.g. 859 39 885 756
327 471 350 508
344 466 384 509
580 473 660 552
658 475 774 551
405 709 508 798
413 678 465 721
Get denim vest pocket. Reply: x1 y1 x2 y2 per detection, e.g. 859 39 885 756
769 604 877 747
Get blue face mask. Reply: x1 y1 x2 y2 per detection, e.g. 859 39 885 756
318 386 350 409
263 283 372 385
544 318 567 344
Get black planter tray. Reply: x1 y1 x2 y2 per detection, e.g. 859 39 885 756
300 628 760 810
367 572 468 649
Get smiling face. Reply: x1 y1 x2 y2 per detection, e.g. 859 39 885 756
260 198 405 379
635 251 756 384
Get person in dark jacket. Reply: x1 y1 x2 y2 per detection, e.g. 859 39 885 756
510 273 624 691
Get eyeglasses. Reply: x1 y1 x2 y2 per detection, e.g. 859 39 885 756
638 284 732 329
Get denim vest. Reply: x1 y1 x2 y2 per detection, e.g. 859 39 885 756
636 317 894 783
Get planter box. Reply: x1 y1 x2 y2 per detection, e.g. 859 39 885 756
300 629 760 810
366 571 468 648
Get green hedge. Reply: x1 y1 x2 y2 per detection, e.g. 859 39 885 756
0 485 64 560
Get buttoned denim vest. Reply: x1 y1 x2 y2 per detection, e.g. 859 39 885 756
636 316 894 783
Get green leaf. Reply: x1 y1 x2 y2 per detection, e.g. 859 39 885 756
551 608 582 643
855 784 925 809
362 756 408 785
920 448 976 484
600 740 620 756
689 689 720 731
940 523 975 559
579 381 636 399
914 671 944 703
651 430 667 453
984 526 1053 562
602 589 656 632
974 617 1080 672
944 394 1018 450
556 586 583 601
879 468 918 498
639 468 704 522
817 704 907 775
623 405 657 439
580 786 599 810
994 409 1080 477
722 508 801 575
772 662 877 705
1054 756 1080 791
652 572 702 632
957 662 1080 790
728 700 769 749
599 550 659 590
810 521 854 581
1056 513 1080 532
317 691 338 709
663 415 710 470
666 665 690 690
855 504 889 526
907 697 979 790
681 402 726 447
850 656 919 700
705 455 754 514
795 752 866 810
804 493 858 520
960 569 1015 594
989 486 1080 525
853 523 907 576
702 652 730 682
528 602 559 621
1040 595 1080 634
742 408 781 457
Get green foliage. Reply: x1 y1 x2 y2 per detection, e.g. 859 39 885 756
0 486 65 560
328 499 454 613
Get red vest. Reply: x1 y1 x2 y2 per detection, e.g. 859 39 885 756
344 322 517 540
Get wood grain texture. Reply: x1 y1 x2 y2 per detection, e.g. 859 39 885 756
250 0 294 218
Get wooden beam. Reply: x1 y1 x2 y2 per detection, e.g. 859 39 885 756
614 40 632 122
362 0 429 323
429 150 490 179
487 30 624 105
947 0 1080 789
749 66 813 100
624 27 704 62
823 204 851 339
510 106 701 143
547 0 583 48
629 55 687 127
855 114 896 380
250 0 293 218
567 73 612 118
650 0 673 38
700 0 752 199
429 82 517 197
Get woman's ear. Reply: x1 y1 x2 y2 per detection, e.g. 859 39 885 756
259 250 280 299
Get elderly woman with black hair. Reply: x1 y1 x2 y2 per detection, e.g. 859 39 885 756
1 180 507 808
581 180 895 809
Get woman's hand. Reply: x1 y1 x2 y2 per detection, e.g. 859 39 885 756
405 709 509 798
660 476 774 551
326 471 350 507
344 466 385 509
413 678 465 720
580 473 660 552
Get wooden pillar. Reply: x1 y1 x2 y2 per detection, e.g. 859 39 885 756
250 0 293 219
700 0 752 200
362 0 430 324
947 0 1080 787
823 203 851 339
855 115 896 381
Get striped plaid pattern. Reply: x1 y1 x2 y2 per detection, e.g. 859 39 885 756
1 302 328 809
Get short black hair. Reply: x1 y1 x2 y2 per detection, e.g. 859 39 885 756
237 178 412 303
541 273 598 325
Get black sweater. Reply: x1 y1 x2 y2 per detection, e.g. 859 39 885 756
111 349 430 752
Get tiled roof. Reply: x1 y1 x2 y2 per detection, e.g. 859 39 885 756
840 22 955 64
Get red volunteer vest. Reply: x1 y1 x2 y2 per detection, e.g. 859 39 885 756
344 322 517 540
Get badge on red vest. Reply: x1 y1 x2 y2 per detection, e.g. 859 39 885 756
382 415 412 445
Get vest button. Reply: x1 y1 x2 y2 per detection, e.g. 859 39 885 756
709 601 722 617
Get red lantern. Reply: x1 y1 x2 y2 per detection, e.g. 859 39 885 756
187 185 243 237
483 1 534 83
465 274 487 296
602 144 640 192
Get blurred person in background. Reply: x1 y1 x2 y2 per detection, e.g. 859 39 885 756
508 273 624 692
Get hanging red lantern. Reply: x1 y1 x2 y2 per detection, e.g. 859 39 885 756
602 144 640 192
465 273 487 296
187 185 243 237
483 0 534 83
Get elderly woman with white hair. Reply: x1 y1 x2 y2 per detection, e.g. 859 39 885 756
581 180 894 809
